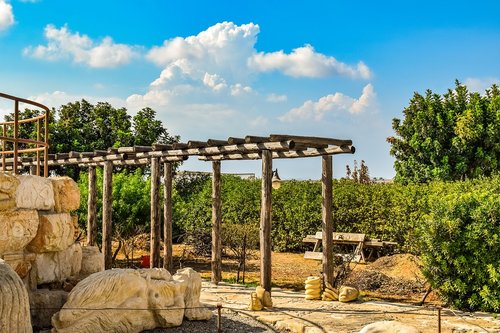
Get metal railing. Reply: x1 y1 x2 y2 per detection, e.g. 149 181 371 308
0 92 49 177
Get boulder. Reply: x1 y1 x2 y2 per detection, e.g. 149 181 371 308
52 267 212 333
34 242 82 285
27 213 75 253
359 321 421 333
51 177 80 213
15 175 55 211
79 246 104 279
0 259 32 333
0 173 20 211
30 289 68 330
0 210 39 255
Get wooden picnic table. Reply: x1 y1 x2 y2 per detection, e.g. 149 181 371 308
302 232 397 263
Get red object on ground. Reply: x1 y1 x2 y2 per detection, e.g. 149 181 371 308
140 255 150 268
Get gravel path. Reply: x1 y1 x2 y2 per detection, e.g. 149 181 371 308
143 309 277 333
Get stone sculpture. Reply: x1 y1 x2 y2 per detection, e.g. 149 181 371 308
27 213 75 253
0 172 19 210
0 259 32 333
51 267 212 333
0 209 39 255
304 276 321 300
15 175 55 210
248 286 273 310
359 321 421 333
338 286 359 302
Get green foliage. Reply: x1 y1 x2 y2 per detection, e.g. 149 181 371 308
388 81 500 183
418 175 500 312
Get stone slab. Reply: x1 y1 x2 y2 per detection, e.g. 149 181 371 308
27 213 75 253
34 242 82 285
51 177 80 213
0 210 39 255
79 245 104 279
15 175 55 211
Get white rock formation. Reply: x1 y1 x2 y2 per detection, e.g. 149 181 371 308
34 242 82 284
79 246 104 279
51 267 212 333
0 259 32 333
0 210 39 255
27 213 75 253
51 177 80 213
15 175 55 210
359 321 421 333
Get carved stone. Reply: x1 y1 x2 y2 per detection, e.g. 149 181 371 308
51 177 80 213
79 246 104 279
0 259 32 333
359 321 421 333
52 267 212 333
2 251 36 279
34 242 82 285
27 213 75 253
30 289 68 330
0 173 20 211
338 286 359 302
15 175 55 211
0 210 39 255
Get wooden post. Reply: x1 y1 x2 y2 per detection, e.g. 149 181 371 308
102 161 113 270
150 157 161 268
260 150 272 292
322 155 334 286
163 162 173 271
87 166 97 246
211 161 222 284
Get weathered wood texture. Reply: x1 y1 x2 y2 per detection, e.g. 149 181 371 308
102 161 113 270
260 150 272 292
150 157 161 268
322 155 334 286
163 162 173 272
87 166 97 246
211 161 222 284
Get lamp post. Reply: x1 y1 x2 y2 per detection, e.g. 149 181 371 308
271 169 281 189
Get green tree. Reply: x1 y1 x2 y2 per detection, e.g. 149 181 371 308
133 107 178 146
387 81 500 183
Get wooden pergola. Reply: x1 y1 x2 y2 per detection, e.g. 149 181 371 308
2 133 355 290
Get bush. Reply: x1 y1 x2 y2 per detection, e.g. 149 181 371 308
419 176 500 311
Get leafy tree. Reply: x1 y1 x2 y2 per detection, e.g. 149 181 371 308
388 81 500 183
133 107 178 146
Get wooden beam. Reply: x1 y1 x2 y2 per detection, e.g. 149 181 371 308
163 162 173 272
322 155 334 287
152 143 173 151
227 137 245 144
150 157 161 268
102 161 113 270
87 166 97 246
188 140 209 148
211 161 222 284
117 146 153 153
207 139 228 146
260 150 272 292
245 135 269 143
270 134 352 147
172 142 188 149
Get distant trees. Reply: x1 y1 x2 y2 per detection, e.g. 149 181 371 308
387 81 500 183
346 160 370 184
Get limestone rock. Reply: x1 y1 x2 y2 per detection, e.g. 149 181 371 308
339 286 359 302
71 214 81 241
0 259 32 333
30 289 68 330
0 210 39 255
27 213 75 253
16 175 55 210
51 177 80 213
0 173 20 211
359 321 421 333
79 246 104 279
52 267 211 333
34 242 82 284
2 251 36 279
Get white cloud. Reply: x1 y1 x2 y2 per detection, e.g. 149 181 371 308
0 0 14 31
266 93 287 103
230 83 252 96
249 45 372 79
279 84 376 122
464 77 500 93
23 24 138 68
203 73 227 92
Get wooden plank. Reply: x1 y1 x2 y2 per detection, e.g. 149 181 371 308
245 135 269 143
270 134 353 147
260 150 272 292
152 143 172 151
117 146 152 153
163 162 173 272
87 166 97 246
302 236 318 243
150 157 161 268
227 137 245 144
322 155 334 287
304 251 323 260
314 231 366 243
172 142 188 149
211 161 222 284
102 161 113 270
188 140 209 148
207 139 228 146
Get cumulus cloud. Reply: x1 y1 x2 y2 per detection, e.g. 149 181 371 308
249 45 372 79
464 77 500 93
279 84 376 122
23 24 138 68
0 0 14 31
266 93 287 103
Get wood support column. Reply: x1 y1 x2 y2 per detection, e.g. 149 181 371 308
163 162 173 272
260 150 272 292
150 157 161 268
87 166 97 246
322 155 334 286
102 161 113 270
211 161 222 284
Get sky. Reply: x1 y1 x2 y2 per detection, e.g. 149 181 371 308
1 0 499 180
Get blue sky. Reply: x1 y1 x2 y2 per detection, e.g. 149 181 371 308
1 0 499 180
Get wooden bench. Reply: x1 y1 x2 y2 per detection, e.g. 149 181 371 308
303 232 397 263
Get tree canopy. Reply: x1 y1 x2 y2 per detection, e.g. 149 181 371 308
387 81 500 183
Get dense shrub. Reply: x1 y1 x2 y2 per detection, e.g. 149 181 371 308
419 175 500 312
